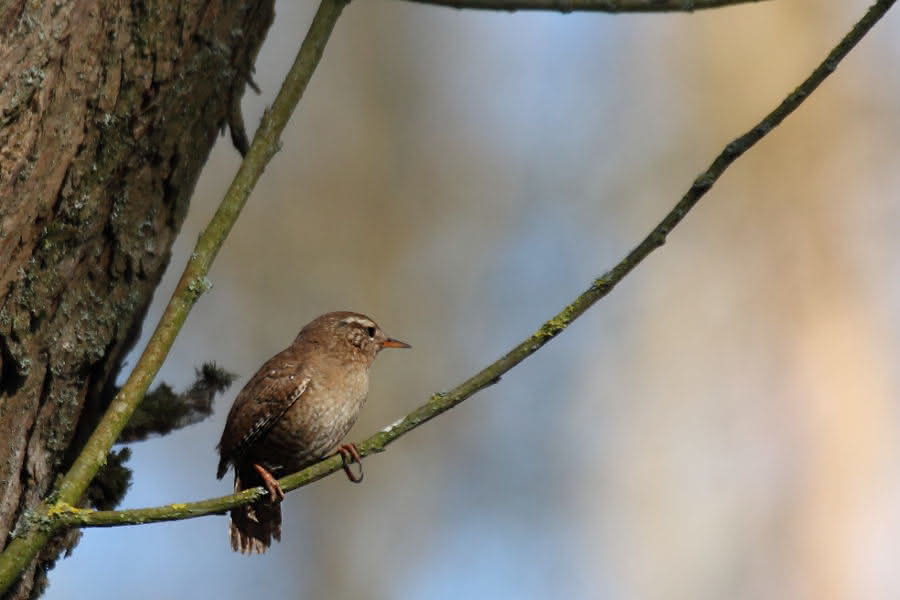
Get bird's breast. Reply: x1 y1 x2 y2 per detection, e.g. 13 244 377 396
304 366 369 427
263 363 369 471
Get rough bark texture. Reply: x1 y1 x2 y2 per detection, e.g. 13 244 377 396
0 1 274 597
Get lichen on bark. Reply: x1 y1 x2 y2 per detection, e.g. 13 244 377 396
0 2 275 598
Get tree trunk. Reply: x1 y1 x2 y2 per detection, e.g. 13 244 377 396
0 1 274 597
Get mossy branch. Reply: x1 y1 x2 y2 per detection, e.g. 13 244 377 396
0 0 348 594
32 0 899 532
397 0 768 12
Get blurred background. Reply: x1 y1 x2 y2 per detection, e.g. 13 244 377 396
48 1 900 598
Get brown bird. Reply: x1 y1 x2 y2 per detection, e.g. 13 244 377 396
216 311 410 553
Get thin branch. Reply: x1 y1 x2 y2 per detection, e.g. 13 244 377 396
45 0 899 532
396 0 769 12
0 0 348 594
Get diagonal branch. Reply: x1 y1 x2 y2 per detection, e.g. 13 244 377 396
396 0 769 12
0 0 348 594
45 0 899 532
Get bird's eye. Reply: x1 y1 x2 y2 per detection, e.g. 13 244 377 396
366 326 376 338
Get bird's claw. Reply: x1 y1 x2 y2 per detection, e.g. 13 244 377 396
337 443 364 483
253 463 285 502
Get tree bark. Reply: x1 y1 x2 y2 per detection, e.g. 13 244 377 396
0 1 274 597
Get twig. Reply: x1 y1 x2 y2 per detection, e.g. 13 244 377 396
0 0 348 594
396 0 768 12
43 0 899 533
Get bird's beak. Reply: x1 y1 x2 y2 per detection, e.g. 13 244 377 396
382 338 411 349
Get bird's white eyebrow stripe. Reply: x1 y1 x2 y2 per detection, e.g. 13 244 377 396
340 316 376 328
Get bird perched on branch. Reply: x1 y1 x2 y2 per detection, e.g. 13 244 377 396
216 311 410 553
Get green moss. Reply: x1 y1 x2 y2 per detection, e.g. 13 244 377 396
118 361 235 443
84 448 132 511
538 313 570 338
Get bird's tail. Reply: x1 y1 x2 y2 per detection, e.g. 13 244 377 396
229 472 282 554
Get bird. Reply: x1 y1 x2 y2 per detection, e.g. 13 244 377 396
216 311 410 553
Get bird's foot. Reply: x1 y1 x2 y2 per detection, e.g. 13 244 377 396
253 463 285 502
337 443 364 483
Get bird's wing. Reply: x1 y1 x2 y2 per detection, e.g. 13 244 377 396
216 355 311 478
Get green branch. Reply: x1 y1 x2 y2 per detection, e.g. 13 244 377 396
0 0 348 594
396 0 768 12
38 0 899 533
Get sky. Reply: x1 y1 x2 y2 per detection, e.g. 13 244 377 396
47 1 900 599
